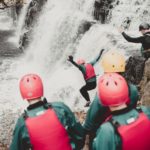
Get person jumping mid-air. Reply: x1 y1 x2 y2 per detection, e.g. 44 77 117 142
68 49 105 107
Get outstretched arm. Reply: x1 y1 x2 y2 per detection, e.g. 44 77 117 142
90 49 105 66
68 55 78 67
118 27 143 43
68 55 81 69
122 32 143 43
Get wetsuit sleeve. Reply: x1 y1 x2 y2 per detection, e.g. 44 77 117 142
128 83 139 108
52 102 85 150
69 59 85 73
83 94 109 133
69 60 81 69
90 49 105 66
10 117 31 150
122 32 144 43
92 123 117 150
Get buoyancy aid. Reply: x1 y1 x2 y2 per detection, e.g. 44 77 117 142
25 108 72 150
84 64 96 80
109 108 150 150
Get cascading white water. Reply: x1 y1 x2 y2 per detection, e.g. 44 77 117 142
15 0 31 45
0 9 12 30
111 0 150 29
1 0 150 110
15 0 98 110
13 0 149 110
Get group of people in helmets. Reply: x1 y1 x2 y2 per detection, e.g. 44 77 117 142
10 22 150 150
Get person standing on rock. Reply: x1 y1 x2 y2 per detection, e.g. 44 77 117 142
68 49 105 107
119 22 150 59
83 51 139 149
92 73 150 150
10 74 85 150
118 23 150 84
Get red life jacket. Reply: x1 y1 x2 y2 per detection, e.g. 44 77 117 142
25 109 72 150
84 64 96 80
110 111 150 150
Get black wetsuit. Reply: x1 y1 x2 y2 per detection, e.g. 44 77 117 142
122 32 150 84
122 32 150 59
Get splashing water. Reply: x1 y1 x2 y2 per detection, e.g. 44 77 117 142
0 10 12 30
14 0 97 110
1 0 150 111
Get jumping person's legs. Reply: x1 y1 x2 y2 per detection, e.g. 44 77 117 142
80 81 96 107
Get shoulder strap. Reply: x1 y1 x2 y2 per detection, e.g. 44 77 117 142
42 97 52 109
109 119 122 150
109 119 120 135
109 108 143 150
22 110 29 120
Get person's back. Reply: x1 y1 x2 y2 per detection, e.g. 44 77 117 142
92 73 150 150
93 106 150 150
13 101 73 150
10 74 85 150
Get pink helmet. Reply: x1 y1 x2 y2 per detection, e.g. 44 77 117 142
98 73 129 106
77 59 85 65
19 74 43 100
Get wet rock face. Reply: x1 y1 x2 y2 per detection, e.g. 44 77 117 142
74 111 86 124
140 59 150 106
25 0 47 29
77 21 95 35
124 56 145 85
93 0 117 23
0 107 21 149
20 0 47 49
0 143 8 150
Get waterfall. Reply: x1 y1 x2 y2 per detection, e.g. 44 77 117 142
0 9 12 30
8 0 31 45
13 0 149 110
1 0 149 110
15 0 31 45
15 0 97 110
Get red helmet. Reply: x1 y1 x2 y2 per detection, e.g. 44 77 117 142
98 73 129 106
19 74 43 100
77 59 85 65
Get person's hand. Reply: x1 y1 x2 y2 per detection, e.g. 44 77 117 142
68 55 73 61
118 27 124 33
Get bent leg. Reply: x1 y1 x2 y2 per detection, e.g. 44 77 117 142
80 82 97 107
80 85 90 102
